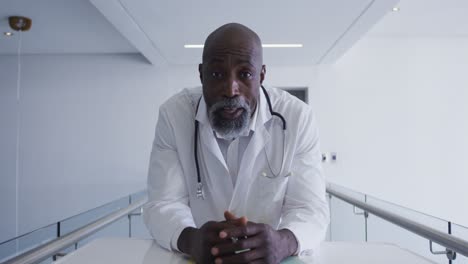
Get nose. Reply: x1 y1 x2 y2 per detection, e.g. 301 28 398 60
223 75 240 98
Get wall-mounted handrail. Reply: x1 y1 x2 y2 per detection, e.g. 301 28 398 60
327 185 468 258
1 197 148 264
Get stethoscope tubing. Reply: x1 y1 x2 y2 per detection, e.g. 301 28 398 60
194 86 287 199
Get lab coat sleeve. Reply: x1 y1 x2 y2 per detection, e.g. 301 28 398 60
277 107 330 255
143 105 196 251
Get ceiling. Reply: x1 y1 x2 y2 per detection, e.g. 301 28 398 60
368 0 468 38
0 0 137 54
0 0 400 66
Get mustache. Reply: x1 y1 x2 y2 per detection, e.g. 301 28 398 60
211 97 250 113
208 96 251 139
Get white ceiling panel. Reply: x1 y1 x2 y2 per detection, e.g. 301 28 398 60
0 0 400 66
368 0 468 38
117 0 383 66
0 0 137 54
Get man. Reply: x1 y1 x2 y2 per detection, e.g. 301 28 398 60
144 23 329 263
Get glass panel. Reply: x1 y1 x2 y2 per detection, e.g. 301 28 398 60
0 239 17 263
366 195 448 264
60 196 129 250
130 190 147 203
76 217 129 248
325 195 332 241
452 223 468 263
129 190 151 239
0 191 148 262
130 213 152 239
60 196 129 236
0 223 56 263
328 185 366 242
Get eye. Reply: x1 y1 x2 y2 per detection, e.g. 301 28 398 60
211 72 224 79
240 71 252 79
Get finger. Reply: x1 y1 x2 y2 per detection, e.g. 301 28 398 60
214 248 265 264
224 211 248 226
206 222 248 244
219 223 263 239
224 210 237 220
207 221 241 232
211 235 263 257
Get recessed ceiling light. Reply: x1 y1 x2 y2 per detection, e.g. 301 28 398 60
4 32 13 36
392 7 400 12
184 44 303 48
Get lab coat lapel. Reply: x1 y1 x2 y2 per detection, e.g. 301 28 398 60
199 124 229 174
195 96 233 205
199 123 235 207
195 97 229 174
229 125 270 211
229 89 272 211
242 126 270 178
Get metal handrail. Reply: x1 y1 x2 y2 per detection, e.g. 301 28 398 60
2 197 148 264
0 192 143 248
327 186 468 258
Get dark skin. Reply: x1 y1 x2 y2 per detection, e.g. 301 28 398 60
177 212 247 263
213 212 298 264
177 23 298 264
200 23 265 119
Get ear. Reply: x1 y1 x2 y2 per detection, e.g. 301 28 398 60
198 63 203 83
260 65 266 84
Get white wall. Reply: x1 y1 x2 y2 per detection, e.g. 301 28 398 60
0 54 171 241
317 37 468 227
0 56 18 242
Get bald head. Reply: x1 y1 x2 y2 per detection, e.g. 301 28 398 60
202 23 263 65
199 23 266 139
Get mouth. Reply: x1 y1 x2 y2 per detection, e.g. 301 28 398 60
220 107 244 119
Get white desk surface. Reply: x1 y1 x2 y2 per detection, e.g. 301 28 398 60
55 238 437 264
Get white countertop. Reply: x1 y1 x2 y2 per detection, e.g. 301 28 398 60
55 238 437 264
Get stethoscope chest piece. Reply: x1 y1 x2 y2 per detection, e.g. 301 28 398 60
196 182 205 200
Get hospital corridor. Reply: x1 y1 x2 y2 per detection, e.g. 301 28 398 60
1 0 468 263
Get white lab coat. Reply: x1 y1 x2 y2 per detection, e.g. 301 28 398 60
144 86 329 255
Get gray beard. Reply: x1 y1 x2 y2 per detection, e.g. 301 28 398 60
208 97 251 139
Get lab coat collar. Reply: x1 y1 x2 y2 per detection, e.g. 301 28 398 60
195 95 209 125
256 86 272 129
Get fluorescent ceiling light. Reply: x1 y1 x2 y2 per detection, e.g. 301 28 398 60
262 44 303 48
184 44 303 48
392 7 400 12
184 44 204 48
4 32 13 36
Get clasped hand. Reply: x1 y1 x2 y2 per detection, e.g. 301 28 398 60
178 211 297 264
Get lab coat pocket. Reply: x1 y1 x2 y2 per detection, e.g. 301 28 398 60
249 169 289 225
255 169 289 203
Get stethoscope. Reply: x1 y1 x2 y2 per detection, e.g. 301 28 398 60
194 85 287 200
